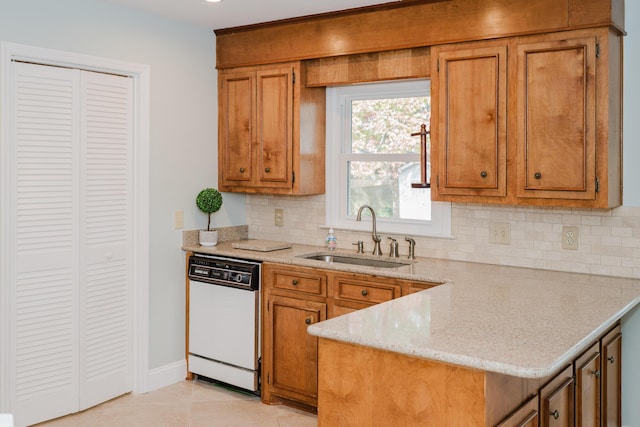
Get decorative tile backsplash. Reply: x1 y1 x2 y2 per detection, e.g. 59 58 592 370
247 194 640 279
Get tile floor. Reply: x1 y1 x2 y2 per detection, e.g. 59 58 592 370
35 380 318 427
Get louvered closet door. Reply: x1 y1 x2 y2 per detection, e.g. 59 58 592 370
9 62 133 427
11 62 82 426
78 70 133 411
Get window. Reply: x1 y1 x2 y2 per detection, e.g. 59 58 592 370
326 80 451 237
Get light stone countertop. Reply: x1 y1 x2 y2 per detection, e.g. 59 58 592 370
183 239 640 379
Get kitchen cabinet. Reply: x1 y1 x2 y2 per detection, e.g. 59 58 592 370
328 272 399 317
218 61 325 195
515 35 597 203
601 325 621 426
261 264 327 408
431 41 508 199
574 343 601 427
430 28 622 208
261 262 441 410
540 365 575 427
497 396 539 427
264 295 326 407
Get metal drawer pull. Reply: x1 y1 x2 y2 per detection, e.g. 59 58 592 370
593 369 601 378
534 172 542 179
361 289 368 296
550 410 560 420
305 316 313 325
265 167 271 173
480 171 487 178
291 279 298 286
239 167 245 173
608 356 616 364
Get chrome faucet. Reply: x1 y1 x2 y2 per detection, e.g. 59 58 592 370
356 205 382 256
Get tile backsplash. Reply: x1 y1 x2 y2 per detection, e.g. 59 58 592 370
247 194 640 279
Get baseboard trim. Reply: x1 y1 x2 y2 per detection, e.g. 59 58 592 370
146 359 187 393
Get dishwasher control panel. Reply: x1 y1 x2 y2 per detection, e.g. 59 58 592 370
188 255 260 290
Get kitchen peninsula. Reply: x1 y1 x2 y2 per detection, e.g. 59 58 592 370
184 239 640 426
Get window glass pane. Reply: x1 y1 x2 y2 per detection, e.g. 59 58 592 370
348 161 430 221
351 97 430 154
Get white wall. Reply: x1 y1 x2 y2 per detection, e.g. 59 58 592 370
0 0 245 373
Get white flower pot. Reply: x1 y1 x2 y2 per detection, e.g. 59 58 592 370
199 229 218 246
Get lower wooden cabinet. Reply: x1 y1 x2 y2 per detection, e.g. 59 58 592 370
497 395 539 427
575 343 601 427
601 325 622 427
261 262 442 409
540 365 575 427
497 323 621 427
262 294 326 407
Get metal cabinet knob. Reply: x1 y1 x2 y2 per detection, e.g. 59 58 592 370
608 356 616 364
291 279 298 286
550 410 560 420
593 369 601 378
534 172 542 179
265 167 271 173
480 171 488 178
305 316 312 325
361 289 368 296
239 167 245 173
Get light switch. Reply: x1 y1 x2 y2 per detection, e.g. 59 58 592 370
174 210 184 229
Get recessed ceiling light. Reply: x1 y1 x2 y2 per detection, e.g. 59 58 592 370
205 0 222 3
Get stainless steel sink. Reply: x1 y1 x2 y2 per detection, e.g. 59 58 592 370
298 253 411 268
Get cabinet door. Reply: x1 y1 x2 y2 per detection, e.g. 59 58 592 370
432 43 507 199
256 67 294 188
540 366 574 427
575 343 601 427
497 395 539 427
264 295 326 406
219 71 255 185
516 36 596 201
601 326 621 427
398 279 441 296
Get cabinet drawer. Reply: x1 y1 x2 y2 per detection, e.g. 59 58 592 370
334 278 399 304
272 270 326 296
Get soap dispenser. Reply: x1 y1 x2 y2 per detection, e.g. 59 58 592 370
326 228 337 251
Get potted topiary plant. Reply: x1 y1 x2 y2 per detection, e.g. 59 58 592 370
196 187 223 246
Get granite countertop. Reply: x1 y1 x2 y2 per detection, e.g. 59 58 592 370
183 239 640 379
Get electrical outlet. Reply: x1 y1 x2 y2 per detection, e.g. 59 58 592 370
489 222 511 245
562 226 579 250
174 210 184 229
274 208 284 227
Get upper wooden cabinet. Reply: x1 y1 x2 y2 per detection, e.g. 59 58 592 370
431 28 622 208
431 42 508 199
516 36 597 203
218 62 325 195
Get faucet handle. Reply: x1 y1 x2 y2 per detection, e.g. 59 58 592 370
352 241 364 254
388 237 399 258
405 237 416 260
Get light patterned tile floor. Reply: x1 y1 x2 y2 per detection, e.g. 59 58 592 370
35 380 318 427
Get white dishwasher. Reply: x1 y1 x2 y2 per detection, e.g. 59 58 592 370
187 254 261 394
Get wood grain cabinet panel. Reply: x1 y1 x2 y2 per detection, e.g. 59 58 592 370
516 36 596 202
431 28 622 208
601 325 622 427
540 365 575 427
574 343 601 427
218 62 325 195
497 395 539 427
431 42 508 200
263 295 326 407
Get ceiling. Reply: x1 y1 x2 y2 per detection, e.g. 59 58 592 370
100 0 404 30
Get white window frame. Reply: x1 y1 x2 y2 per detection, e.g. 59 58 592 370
325 80 451 238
